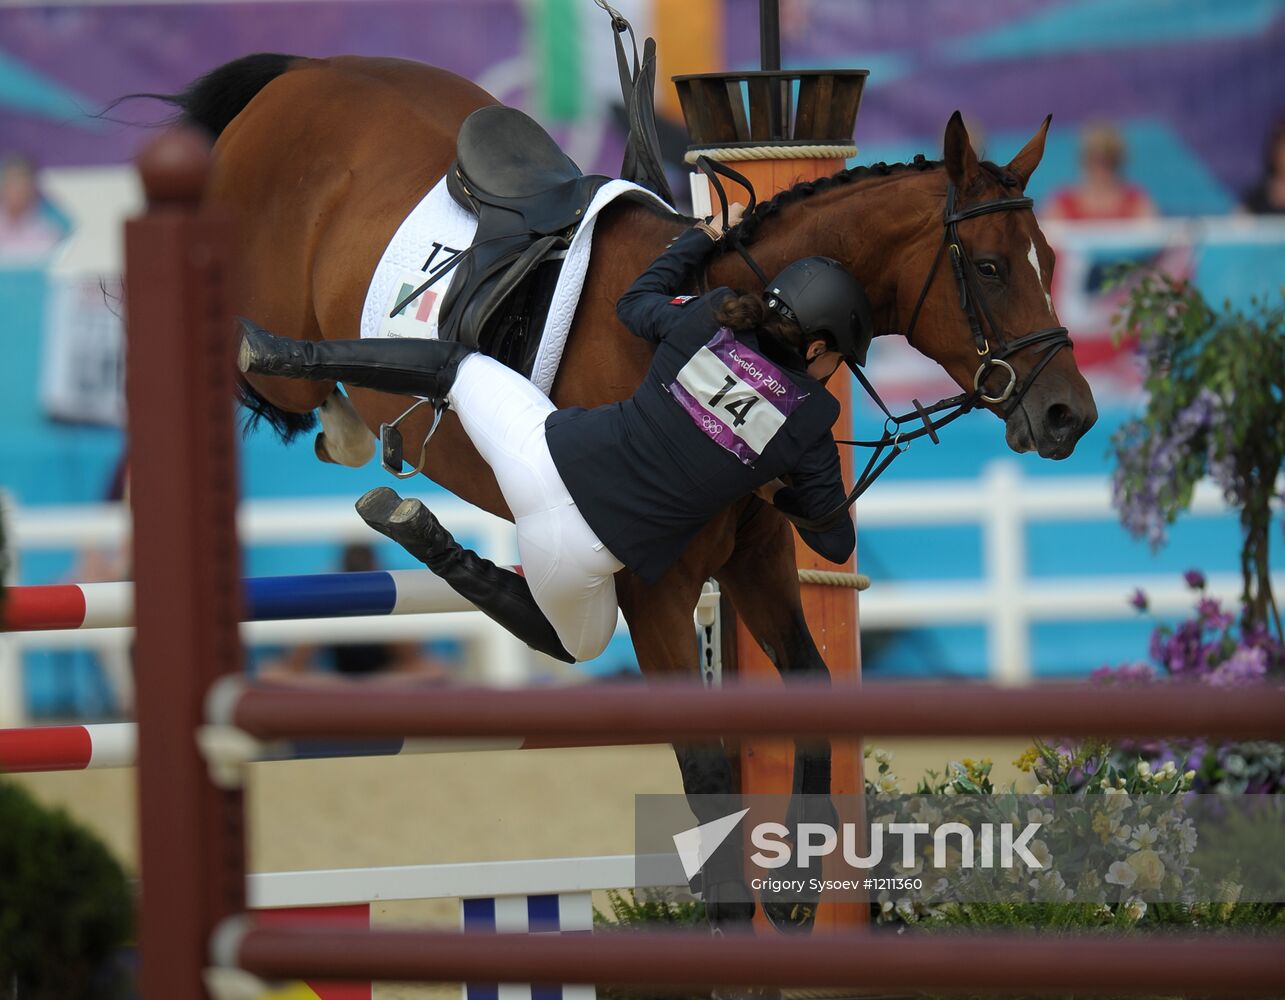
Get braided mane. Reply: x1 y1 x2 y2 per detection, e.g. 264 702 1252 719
721 154 1021 250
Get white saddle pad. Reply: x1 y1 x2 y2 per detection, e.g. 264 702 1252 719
360 175 670 394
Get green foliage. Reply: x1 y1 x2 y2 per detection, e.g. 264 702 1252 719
915 757 996 796
0 780 134 999
1013 738 1190 796
925 898 1283 933
594 888 706 932
1109 270 1285 635
918 902 1284 1000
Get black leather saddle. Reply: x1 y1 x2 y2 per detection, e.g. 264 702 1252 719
437 106 613 372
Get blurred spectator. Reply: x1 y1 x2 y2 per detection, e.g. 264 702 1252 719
0 154 64 260
1045 121 1157 221
1241 117 1285 215
259 543 452 681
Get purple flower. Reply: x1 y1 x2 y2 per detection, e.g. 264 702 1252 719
1205 646 1268 687
1196 597 1234 631
1129 588 1149 612
1183 569 1207 590
1090 662 1155 684
1148 628 1169 665
1111 391 1223 551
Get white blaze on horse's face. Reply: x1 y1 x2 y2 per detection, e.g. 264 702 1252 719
1026 239 1054 314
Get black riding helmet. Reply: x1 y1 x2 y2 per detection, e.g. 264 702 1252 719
764 257 874 366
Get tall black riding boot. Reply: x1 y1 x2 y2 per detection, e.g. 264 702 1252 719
238 318 473 401
357 486 575 664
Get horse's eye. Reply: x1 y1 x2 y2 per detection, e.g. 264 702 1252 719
976 260 1001 279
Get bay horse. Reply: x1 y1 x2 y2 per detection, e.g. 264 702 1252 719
160 53 1097 931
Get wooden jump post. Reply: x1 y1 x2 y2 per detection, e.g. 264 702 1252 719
126 128 247 999
674 1 870 931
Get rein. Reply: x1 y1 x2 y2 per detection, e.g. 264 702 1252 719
701 162 1071 533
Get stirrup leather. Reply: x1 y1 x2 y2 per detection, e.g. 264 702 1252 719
379 397 446 479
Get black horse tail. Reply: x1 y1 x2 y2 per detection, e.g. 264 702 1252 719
144 53 318 443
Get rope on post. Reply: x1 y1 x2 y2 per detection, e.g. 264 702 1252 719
797 568 870 591
684 144 857 163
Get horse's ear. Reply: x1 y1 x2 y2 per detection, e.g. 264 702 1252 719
1006 114 1053 189
943 110 983 191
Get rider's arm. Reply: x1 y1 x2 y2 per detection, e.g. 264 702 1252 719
615 228 720 343
617 204 744 343
772 430 856 564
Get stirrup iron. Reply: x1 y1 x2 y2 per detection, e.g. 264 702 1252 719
380 397 446 479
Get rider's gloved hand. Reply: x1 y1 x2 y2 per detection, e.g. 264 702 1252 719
693 201 746 241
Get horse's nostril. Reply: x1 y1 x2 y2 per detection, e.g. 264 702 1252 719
1046 402 1076 439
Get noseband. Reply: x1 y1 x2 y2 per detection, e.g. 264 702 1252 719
788 181 1072 533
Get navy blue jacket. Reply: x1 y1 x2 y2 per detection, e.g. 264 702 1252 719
544 228 855 583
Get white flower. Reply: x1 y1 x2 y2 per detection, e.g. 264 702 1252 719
1184 769 1197 782
1124 897 1147 921
1028 809 1052 825
1159 761 1177 778
874 748 895 765
1136 761 1152 779
1130 824 1159 849
942 784 958 796
1040 870 1067 894
1033 783 1052 796
1105 861 1138 887
876 774 899 793
1103 788 1131 812
1028 839 1053 867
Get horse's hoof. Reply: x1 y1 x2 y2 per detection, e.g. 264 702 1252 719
355 486 404 528
315 433 338 465
761 898 818 935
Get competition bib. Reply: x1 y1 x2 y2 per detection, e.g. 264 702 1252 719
670 327 807 465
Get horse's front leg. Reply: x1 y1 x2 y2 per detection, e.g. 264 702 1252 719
615 519 756 934
717 498 837 933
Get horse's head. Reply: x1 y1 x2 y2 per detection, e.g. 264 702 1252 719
896 113 1097 459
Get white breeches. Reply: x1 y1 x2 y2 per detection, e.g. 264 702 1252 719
447 354 624 662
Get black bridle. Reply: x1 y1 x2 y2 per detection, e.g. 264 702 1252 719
778 181 1070 533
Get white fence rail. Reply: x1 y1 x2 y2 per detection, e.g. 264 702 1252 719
855 461 1280 685
3 460 1273 719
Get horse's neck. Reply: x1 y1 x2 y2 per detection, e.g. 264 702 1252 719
592 172 933 329
704 171 936 333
